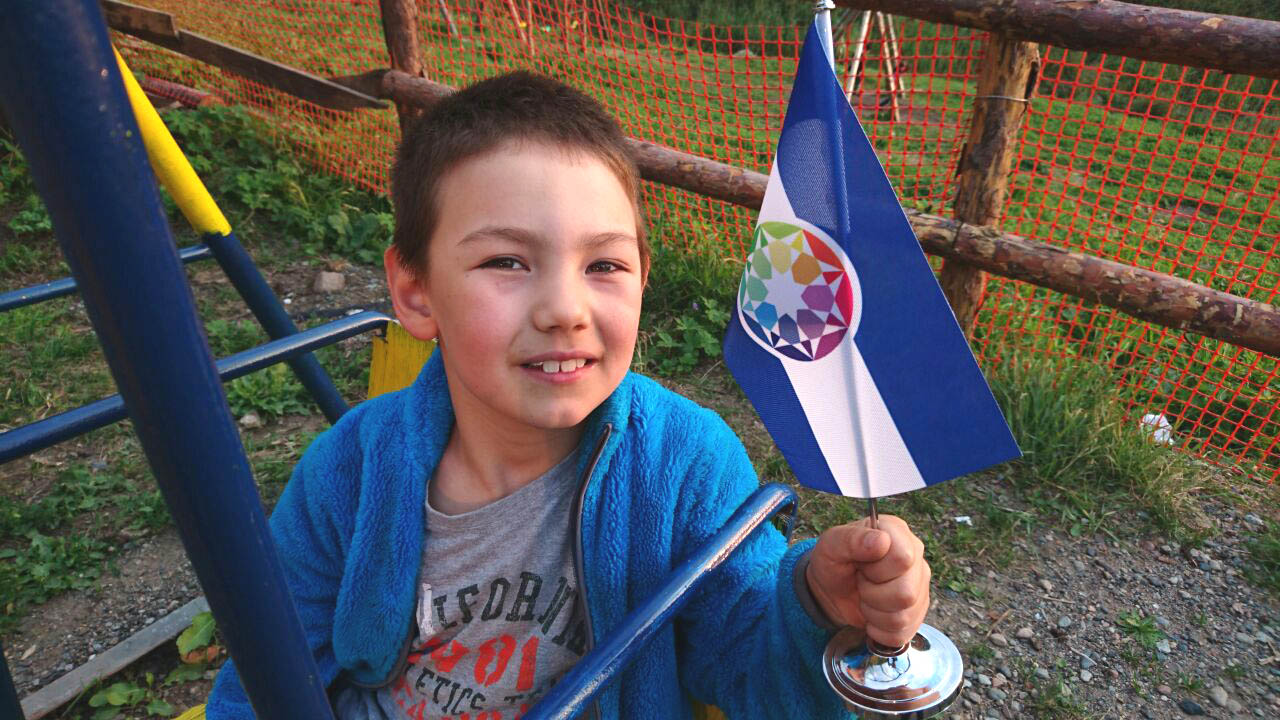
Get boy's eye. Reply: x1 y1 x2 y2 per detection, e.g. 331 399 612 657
588 260 625 273
480 257 527 271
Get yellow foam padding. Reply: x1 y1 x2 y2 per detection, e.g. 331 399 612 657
113 48 232 237
174 705 205 720
694 703 728 719
368 320 436 399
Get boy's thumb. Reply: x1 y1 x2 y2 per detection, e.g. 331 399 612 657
834 524 890 564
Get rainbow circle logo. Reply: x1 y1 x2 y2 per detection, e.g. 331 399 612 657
737 219 859 362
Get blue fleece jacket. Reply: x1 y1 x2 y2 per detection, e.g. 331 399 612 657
207 351 850 718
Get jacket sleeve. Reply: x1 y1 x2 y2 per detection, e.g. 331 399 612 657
673 410 852 719
205 438 354 719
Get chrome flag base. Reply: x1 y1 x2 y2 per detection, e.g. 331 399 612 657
823 624 963 719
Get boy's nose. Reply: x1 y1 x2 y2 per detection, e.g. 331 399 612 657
531 272 590 332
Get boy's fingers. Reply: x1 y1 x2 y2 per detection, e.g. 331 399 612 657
861 581 930 648
857 516 923 584
859 558 930 613
817 522 891 567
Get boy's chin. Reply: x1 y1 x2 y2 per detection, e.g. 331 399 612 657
525 404 597 431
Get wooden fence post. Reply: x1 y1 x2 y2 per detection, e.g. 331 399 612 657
939 33 1040 336
378 0 426 133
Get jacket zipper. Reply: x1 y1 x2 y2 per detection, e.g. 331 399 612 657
572 424 611 720
371 423 613 707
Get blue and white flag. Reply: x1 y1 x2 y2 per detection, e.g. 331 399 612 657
723 22 1020 498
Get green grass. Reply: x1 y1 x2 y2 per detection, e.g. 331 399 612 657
634 215 742 375
1026 669 1088 719
1116 610 1166 649
1245 519 1280 593
987 353 1203 539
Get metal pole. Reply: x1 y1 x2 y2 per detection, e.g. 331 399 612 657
816 1 877 518
0 312 390 465
0 2 336 717
203 230 351 424
814 0 837 69
0 244 212 313
0 640 23 720
523 484 798 720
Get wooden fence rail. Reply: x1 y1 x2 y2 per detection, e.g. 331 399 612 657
374 69 1280 358
102 0 1280 359
835 0 1280 81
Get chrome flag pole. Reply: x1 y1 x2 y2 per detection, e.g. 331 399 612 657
810 2 963 716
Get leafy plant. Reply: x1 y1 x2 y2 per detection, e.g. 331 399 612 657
177 612 217 657
88 674 175 719
160 105 394 265
647 296 730 375
636 217 741 376
224 364 312 420
1025 672 1087 719
1116 610 1166 649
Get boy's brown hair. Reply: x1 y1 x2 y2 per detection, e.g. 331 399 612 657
390 71 648 275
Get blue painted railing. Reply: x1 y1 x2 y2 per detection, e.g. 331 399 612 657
0 1 338 716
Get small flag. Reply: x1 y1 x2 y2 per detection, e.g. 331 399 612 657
723 22 1020 498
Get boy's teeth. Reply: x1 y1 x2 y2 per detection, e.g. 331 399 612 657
535 359 588 373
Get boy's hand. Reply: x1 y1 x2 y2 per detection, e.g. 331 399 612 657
805 514 930 648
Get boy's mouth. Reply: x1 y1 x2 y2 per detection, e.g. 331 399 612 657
522 358 592 374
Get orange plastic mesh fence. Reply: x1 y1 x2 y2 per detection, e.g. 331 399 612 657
115 1 1279 481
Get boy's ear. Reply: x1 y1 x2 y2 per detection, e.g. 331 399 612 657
384 245 438 342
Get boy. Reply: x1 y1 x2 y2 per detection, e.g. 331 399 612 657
207 72 930 720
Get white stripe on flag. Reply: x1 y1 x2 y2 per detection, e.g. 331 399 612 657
782 350 926 498
759 160 926 498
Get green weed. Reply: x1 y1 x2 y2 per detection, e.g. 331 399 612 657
635 216 741 376
0 133 52 238
1026 672 1087 719
0 467 174 632
204 317 266 357
967 643 995 661
161 105 393 265
1244 519 1280 594
0 531 108 631
86 674 174 720
224 363 312 420
1116 611 1166 649
1176 671 1206 696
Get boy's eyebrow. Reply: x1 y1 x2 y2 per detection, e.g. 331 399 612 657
458 225 636 248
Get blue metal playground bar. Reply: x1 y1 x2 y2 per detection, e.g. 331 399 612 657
524 483 798 720
0 243 212 313
0 311 390 465
1 640 21 720
0 0 337 716
202 228 350 424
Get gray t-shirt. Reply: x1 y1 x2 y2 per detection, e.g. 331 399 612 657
333 450 587 720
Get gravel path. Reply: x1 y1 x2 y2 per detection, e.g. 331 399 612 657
928 490 1279 720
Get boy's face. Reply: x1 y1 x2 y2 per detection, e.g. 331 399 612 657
388 142 645 435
